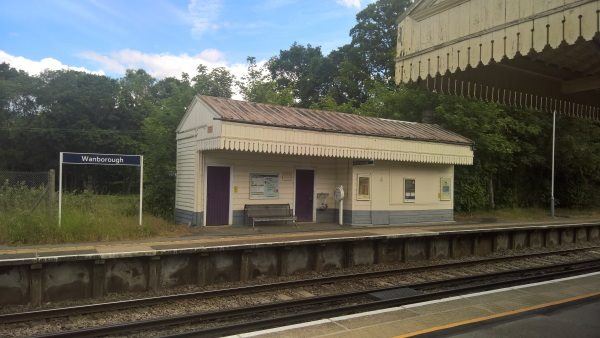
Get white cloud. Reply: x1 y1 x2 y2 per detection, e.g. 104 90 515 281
80 49 264 100
0 50 105 76
187 0 223 37
0 49 264 100
336 0 362 9
79 48 245 79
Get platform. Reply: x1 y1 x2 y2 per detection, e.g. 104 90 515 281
1 218 599 261
235 272 600 338
1 218 599 307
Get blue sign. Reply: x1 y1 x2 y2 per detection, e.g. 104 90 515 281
62 152 141 166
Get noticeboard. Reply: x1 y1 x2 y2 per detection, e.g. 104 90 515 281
440 177 452 201
250 173 279 199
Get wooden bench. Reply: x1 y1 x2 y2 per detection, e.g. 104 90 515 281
244 204 297 229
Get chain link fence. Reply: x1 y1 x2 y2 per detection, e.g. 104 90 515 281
0 170 56 214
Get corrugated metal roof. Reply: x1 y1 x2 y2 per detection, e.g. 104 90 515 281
199 95 473 146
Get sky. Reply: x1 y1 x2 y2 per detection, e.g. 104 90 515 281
0 0 373 82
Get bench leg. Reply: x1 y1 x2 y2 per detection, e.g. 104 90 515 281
252 219 256 231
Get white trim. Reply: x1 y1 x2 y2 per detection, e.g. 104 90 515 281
232 271 600 337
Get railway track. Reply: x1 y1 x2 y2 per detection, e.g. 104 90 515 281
30 256 600 338
2 246 599 337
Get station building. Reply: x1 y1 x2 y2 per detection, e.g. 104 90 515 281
175 95 473 226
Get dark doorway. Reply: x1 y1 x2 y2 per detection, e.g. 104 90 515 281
206 166 230 226
295 169 314 222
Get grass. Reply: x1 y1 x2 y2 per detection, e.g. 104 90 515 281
0 188 192 245
455 207 600 223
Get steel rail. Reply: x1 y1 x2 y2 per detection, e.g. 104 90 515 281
2 245 599 325
30 257 600 338
175 261 600 338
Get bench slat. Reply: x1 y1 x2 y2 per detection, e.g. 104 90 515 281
244 204 296 228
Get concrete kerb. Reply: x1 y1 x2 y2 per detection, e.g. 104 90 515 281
1 222 599 267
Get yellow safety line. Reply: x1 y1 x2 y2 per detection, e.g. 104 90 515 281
395 291 600 338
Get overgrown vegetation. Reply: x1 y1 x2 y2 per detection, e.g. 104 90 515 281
0 190 188 244
1 0 599 232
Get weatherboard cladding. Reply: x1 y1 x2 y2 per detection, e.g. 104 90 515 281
199 96 472 146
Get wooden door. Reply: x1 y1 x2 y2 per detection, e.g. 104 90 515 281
206 166 230 225
295 170 314 222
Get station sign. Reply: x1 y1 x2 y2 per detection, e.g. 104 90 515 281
62 152 141 166
58 152 144 226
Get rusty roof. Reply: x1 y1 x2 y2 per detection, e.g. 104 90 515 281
199 95 473 146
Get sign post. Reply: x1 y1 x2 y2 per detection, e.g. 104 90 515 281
58 152 144 227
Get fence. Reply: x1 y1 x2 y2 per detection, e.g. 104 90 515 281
0 170 56 214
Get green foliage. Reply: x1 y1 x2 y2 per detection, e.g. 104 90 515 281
350 0 412 80
268 43 334 107
0 192 185 245
192 65 234 98
238 57 294 105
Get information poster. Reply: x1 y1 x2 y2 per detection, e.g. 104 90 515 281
440 177 451 201
250 173 279 199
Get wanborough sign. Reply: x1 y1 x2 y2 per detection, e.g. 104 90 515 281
58 152 144 226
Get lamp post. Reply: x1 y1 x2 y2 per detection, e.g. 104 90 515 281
551 110 556 217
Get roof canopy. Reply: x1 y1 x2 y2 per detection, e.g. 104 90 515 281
396 0 600 120
177 96 474 165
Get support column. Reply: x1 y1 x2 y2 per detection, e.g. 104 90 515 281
314 244 326 272
278 247 291 276
197 253 209 286
92 259 105 298
148 256 160 292
344 242 353 268
240 250 252 282
374 240 387 264
30 263 43 307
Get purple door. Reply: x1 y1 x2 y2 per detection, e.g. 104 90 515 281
206 166 230 226
295 170 314 222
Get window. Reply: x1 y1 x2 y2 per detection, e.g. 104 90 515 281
357 175 371 200
440 177 451 201
404 178 415 202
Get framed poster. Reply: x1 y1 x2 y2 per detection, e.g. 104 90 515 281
250 173 279 199
440 177 451 201
356 174 371 200
404 178 416 202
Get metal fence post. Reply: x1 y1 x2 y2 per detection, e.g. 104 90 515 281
47 169 55 208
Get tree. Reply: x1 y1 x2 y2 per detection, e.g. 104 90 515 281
268 43 335 107
237 57 293 105
192 65 234 98
350 0 411 81
142 77 194 217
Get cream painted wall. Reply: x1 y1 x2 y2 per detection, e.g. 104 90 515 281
351 161 453 211
195 150 454 225
200 151 346 215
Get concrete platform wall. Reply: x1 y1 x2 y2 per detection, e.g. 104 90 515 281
1 224 599 306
